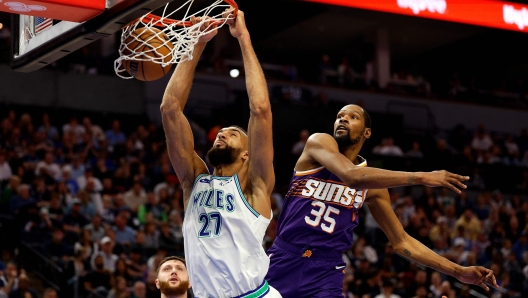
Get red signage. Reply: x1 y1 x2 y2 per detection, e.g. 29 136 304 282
0 0 106 22
305 0 528 33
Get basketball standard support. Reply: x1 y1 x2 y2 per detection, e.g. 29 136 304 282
10 0 175 72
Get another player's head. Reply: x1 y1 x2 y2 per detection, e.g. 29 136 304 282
207 125 248 167
156 256 191 297
334 104 371 149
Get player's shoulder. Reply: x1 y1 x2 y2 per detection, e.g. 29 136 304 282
306 133 336 147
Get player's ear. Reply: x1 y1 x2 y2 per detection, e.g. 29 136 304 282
364 128 371 139
155 279 160 289
241 150 249 162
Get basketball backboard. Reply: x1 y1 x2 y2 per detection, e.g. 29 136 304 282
10 0 175 72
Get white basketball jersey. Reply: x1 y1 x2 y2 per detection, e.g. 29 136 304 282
183 173 272 298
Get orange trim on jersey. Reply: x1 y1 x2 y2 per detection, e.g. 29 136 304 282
358 189 367 208
295 167 324 176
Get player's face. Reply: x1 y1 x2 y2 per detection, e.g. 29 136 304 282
156 260 190 296
207 127 248 166
333 105 370 148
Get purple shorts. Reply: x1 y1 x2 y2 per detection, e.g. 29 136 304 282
265 237 346 298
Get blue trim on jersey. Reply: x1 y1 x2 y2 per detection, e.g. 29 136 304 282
185 174 209 213
233 280 269 298
234 174 260 218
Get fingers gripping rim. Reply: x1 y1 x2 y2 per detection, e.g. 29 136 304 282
142 0 238 27
114 0 238 79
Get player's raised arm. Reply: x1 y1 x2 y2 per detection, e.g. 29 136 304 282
301 133 469 193
225 9 274 217
365 188 498 292
160 18 217 202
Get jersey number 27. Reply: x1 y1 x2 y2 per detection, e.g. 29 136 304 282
305 201 340 234
198 212 222 238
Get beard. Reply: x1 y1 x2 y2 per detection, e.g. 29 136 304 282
158 279 189 296
334 131 362 149
207 145 239 167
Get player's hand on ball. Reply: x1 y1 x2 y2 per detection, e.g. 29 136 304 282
456 266 497 291
191 16 218 43
223 8 249 39
421 170 469 194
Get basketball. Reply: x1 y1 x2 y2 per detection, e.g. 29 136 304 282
122 27 174 81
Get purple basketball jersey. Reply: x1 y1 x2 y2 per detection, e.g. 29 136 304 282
276 156 368 251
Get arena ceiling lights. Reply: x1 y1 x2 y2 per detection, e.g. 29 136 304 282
305 0 528 33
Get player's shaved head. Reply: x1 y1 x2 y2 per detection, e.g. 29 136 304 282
341 104 371 129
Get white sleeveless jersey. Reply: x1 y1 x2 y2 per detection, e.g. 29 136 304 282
183 173 273 298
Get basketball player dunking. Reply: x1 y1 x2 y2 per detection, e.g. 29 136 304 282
161 9 281 298
265 104 498 297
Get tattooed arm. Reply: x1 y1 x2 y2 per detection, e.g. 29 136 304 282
366 188 498 291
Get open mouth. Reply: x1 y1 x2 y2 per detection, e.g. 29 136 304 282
336 125 348 133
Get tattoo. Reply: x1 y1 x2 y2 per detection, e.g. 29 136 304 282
454 266 460 278
404 249 411 256
408 175 417 185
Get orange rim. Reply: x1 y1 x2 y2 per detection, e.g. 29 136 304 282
140 0 238 28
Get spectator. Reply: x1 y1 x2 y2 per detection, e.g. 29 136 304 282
44 227 70 265
63 117 86 145
84 255 112 296
0 262 18 298
9 184 35 215
405 141 424 159
429 216 450 242
105 119 127 148
436 188 454 209
42 288 58 298
137 191 167 225
159 223 179 253
113 259 132 287
37 113 59 141
130 281 146 298
124 181 147 213
107 276 129 298
154 175 179 198
354 270 381 298
374 278 401 298
114 213 136 246
0 151 12 183
374 137 404 156
92 236 118 273
74 228 95 261
144 222 160 253
64 155 85 181
82 117 105 145
63 198 90 242
35 152 61 181
126 247 147 282
85 178 104 215
77 168 103 193
291 129 309 156
471 124 493 153
429 271 453 298
451 208 481 240
1 176 20 213
75 190 96 219
85 213 106 243
8 274 37 298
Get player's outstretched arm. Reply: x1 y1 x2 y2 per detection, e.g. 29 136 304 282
160 18 217 204
366 189 498 292
302 133 469 193
225 9 274 217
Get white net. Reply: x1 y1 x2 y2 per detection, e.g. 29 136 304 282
114 0 236 79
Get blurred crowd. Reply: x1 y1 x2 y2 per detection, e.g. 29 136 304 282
0 102 526 298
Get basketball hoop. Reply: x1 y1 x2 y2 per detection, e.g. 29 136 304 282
114 0 238 79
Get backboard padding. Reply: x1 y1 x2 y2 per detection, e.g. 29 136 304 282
11 0 175 72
